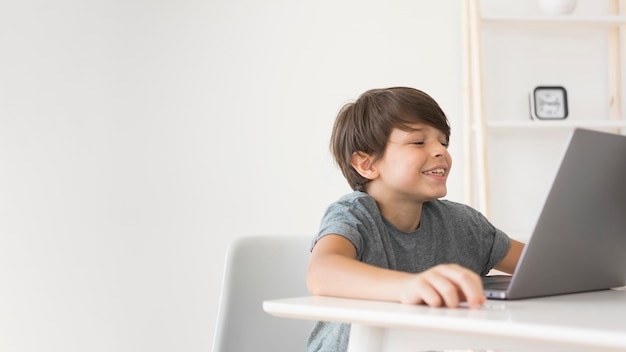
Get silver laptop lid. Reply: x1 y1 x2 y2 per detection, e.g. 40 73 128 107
506 128 626 299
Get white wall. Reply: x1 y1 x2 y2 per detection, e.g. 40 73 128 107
0 1 464 351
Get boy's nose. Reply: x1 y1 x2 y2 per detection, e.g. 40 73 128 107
431 144 448 157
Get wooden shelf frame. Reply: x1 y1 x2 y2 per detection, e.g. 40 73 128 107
463 0 626 218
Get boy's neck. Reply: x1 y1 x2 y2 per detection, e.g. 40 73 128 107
367 190 425 233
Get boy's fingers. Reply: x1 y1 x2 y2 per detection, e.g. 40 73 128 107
433 265 485 308
417 283 444 307
424 273 461 308
404 265 486 308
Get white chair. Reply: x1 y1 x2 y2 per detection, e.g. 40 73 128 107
212 235 313 352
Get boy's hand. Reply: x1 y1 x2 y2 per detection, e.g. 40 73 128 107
399 264 486 308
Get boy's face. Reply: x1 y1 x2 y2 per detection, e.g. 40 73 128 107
371 123 451 203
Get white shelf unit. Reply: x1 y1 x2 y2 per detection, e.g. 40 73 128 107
487 119 626 129
482 15 626 26
463 0 626 239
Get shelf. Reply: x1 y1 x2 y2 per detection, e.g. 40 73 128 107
481 15 626 27
486 119 626 129
464 0 626 219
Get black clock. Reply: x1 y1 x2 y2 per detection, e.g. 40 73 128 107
530 86 568 120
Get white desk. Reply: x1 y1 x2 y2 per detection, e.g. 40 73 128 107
264 288 626 352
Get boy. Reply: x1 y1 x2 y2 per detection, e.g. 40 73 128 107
306 87 524 351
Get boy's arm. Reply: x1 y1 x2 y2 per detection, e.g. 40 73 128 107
493 239 525 274
307 234 486 308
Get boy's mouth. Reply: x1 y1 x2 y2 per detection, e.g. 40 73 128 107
422 168 446 177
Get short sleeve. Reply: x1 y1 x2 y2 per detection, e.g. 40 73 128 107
310 192 383 262
311 199 366 258
483 227 511 274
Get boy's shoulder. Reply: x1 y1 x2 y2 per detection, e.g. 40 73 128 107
334 191 375 207
327 191 381 218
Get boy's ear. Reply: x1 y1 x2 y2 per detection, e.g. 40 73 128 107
351 151 379 180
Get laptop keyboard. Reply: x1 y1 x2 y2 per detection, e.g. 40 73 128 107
482 275 512 290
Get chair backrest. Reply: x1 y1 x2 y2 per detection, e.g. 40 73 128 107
212 235 313 352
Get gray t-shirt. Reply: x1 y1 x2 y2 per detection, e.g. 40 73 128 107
307 191 511 352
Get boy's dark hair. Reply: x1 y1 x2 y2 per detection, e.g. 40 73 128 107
330 87 451 192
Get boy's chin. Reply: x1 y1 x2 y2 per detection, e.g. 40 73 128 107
435 191 448 200
422 191 447 202
432 187 447 198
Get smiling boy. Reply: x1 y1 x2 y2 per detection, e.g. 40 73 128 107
306 87 524 352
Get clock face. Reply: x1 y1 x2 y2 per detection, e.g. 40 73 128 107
532 86 568 119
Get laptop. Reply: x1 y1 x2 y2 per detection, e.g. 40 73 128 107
483 128 626 300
